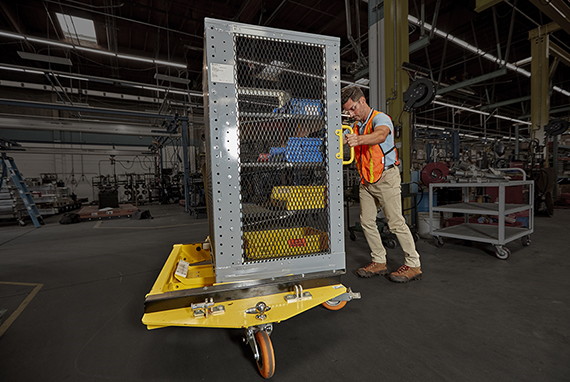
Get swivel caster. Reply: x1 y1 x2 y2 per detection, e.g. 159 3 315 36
494 245 511 260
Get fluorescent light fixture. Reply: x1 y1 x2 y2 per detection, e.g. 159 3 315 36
553 86 570 96
55 13 97 44
26 37 72 49
117 54 154 64
154 73 190 85
433 100 490 116
494 114 529 124
433 100 532 125
0 65 44 74
460 133 480 139
154 59 186 69
17 51 72 66
1 29 186 70
56 74 89 81
415 123 445 130
137 85 188 96
0 31 25 40
141 85 161 91
166 89 188 96
75 45 116 56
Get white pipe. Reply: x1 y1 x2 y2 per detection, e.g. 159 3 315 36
408 15 570 97
0 29 187 69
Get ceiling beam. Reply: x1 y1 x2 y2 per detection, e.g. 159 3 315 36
480 96 531 111
474 0 504 13
0 79 189 108
408 15 570 97
529 0 570 34
0 116 179 137
409 36 430 54
14 146 155 156
436 68 507 95
0 29 187 69
0 128 156 148
550 42 570 68
0 62 202 97
520 105 570 119
0 98 179 120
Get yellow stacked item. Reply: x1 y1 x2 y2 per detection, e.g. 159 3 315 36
270 185 326 210
244 227 329 259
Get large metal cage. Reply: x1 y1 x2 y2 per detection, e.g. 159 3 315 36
203 18 345 282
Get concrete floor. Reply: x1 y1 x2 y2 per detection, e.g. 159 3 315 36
0 204 569 381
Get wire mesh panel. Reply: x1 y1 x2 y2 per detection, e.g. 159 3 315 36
236 34 330 262
204 19 344 282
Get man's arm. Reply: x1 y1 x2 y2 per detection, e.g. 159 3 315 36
345 125 390 147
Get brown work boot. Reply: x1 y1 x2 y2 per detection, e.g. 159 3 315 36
355 262 388 277
388 265 422 283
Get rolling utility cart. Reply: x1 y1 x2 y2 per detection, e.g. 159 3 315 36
429 175 534 259
142 19 358 379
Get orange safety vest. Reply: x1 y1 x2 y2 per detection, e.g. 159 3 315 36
353 110 399 184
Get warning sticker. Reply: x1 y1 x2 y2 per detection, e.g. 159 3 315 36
210 63 234 83
175 260 190 278
287 238 307 247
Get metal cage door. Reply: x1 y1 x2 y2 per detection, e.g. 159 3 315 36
204 19 344 282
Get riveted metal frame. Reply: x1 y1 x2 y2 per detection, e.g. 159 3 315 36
203 18 344 282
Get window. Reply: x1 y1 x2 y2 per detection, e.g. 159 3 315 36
55 13 97 44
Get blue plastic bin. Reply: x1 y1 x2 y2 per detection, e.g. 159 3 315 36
286 98 323 116
285 138 324 163
417 191 437 212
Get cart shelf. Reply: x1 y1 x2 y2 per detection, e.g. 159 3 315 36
432 223 530 244
429 179 534 259
433 202 531 215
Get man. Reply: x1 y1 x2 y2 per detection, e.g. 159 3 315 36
341 86 422 283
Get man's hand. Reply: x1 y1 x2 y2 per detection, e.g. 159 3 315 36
345 125 390 147
345 133 360 147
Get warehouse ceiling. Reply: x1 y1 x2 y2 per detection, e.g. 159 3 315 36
0 0 568 144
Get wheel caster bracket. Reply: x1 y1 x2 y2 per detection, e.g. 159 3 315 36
243 324 273 362
327 288 361 303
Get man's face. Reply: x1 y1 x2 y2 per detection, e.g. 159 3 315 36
342 96 365 121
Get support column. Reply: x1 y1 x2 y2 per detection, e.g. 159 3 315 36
369 0 411 214
529 25 554 163
181 119 190 213
368 0 386 109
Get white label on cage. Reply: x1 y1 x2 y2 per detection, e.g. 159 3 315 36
210 63 234 83
175 260 190 278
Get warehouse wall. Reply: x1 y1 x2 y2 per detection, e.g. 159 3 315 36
7 142 185 202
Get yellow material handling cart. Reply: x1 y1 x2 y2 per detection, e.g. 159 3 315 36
142 18 358 379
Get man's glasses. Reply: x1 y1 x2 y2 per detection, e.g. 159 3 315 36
346 100 360 113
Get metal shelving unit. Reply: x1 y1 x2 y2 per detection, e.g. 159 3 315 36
429 179 534 259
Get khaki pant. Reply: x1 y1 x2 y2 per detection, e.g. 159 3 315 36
359 166 421 267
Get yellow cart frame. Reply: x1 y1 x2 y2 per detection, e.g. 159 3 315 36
142 240 359 378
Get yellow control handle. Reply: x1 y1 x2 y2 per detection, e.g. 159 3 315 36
335 125 355 165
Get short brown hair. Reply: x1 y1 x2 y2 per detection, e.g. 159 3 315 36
341 86 364 105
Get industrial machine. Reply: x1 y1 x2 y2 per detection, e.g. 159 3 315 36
142 19 358 379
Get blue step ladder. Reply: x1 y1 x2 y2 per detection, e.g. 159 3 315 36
1 153 43 228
